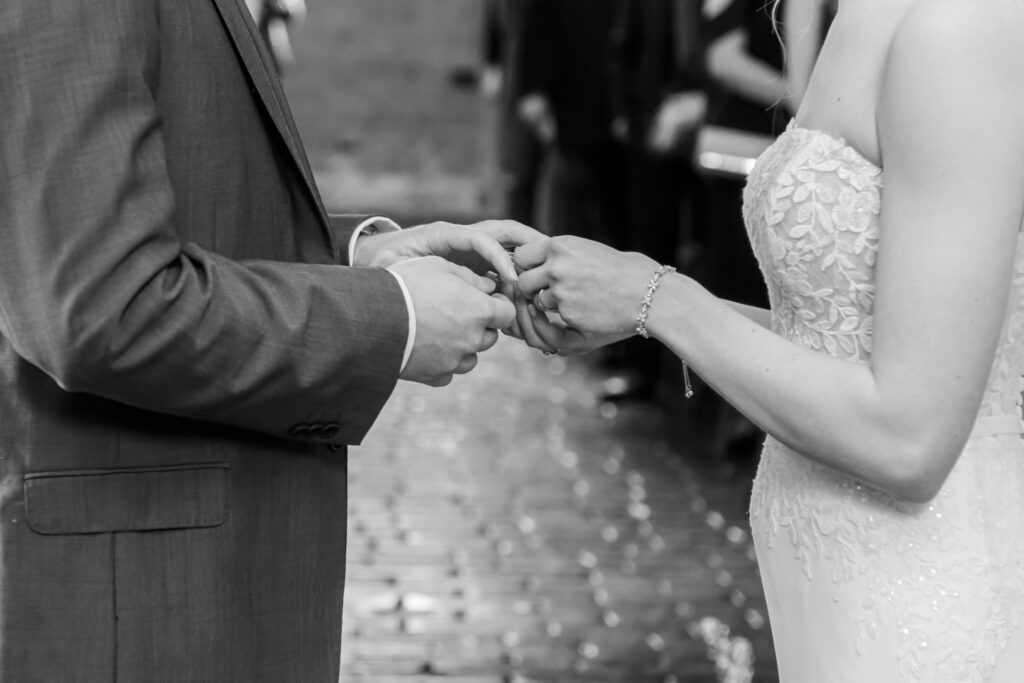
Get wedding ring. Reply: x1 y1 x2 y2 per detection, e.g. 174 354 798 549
543 348 559 356
534 288 553 312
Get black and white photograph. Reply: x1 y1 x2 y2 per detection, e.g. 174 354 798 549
1 0 1022 681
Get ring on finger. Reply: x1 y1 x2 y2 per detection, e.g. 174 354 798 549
542 348 560 357
534 288 554 312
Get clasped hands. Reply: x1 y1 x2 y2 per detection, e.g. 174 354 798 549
354 221 661 387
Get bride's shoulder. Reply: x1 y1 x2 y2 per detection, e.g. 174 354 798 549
889 0 1024 67
880 0 1024 105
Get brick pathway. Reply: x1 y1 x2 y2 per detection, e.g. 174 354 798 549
343 340 779 682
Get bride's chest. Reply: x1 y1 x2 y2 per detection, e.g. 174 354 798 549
742 126 883 359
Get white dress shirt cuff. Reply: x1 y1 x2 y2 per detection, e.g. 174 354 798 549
347 216 402 266
347 217 414 373
384 269 416 372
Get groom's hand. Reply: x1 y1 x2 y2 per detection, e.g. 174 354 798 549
353 220 544 281
389 256 515 386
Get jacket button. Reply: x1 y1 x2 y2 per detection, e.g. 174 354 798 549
320 423 341 440
288 423 310 438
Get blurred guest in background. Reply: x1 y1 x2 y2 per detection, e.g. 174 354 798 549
516 0 627 248
602 0 708 402
481 0 545 225
700 0 829 455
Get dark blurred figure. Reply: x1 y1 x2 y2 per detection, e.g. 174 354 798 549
702 0 787 312
481 0 545 225
700 0 829 456
517 0 628 248
701 0 832 303
602 0 708 402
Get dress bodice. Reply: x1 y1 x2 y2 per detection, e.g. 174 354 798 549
742 121 1024 419
743 122 1024 682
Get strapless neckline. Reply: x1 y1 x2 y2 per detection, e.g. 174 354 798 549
779 121 1024 245
783 120 881 172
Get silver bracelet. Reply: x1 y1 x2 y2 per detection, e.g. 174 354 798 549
636 265 694 398
635 265 676 339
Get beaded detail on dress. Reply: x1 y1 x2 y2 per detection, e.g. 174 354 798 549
744 121 1024 681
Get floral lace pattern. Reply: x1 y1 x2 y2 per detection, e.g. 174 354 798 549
745 123 1024 681
742 123 882 365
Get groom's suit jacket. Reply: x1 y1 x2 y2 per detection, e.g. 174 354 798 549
0 1 409 680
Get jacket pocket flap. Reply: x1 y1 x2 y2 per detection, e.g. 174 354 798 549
24 463 229 535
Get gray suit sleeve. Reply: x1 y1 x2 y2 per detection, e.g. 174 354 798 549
0 1 407 446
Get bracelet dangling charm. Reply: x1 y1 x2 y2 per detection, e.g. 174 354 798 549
681 361 694 399
635 264 694 399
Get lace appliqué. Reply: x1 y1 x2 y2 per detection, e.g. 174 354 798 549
742 124 881 363
745 123 1024 681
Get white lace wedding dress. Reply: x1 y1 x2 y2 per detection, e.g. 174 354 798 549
744 123 1024 682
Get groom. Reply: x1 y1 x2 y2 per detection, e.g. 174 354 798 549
0 1 537 680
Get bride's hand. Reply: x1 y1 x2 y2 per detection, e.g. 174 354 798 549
497 257 619 356
513 235 661 337
513 304 632 356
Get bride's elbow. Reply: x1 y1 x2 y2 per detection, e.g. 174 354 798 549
880 435 964 504
885 467 945 505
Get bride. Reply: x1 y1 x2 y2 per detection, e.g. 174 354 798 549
509 0 1024 679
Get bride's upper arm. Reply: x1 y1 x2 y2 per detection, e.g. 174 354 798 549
870 0 1024 472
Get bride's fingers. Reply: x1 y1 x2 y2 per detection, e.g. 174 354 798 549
515 263 552 299
502 320 525 339
512 238 551 272
516 297 556 353
525 310 569 353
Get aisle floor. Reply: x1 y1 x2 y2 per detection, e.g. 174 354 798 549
342 339 778 682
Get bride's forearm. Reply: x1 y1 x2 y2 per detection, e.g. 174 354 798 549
647 274 949 503
725 300 772 329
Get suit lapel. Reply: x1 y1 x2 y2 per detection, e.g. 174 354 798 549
209 0 334 242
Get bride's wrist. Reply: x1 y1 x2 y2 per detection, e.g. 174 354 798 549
640 271 692 341
634 264 678 339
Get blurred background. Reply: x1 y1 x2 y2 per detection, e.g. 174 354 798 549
253 0 833 680
285 0 498 221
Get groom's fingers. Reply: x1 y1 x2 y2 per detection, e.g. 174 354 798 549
454 353 479 376
444 260 499 294
471 220 547 250
431 225 520 283
479 328 500 353
485 293 517 330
